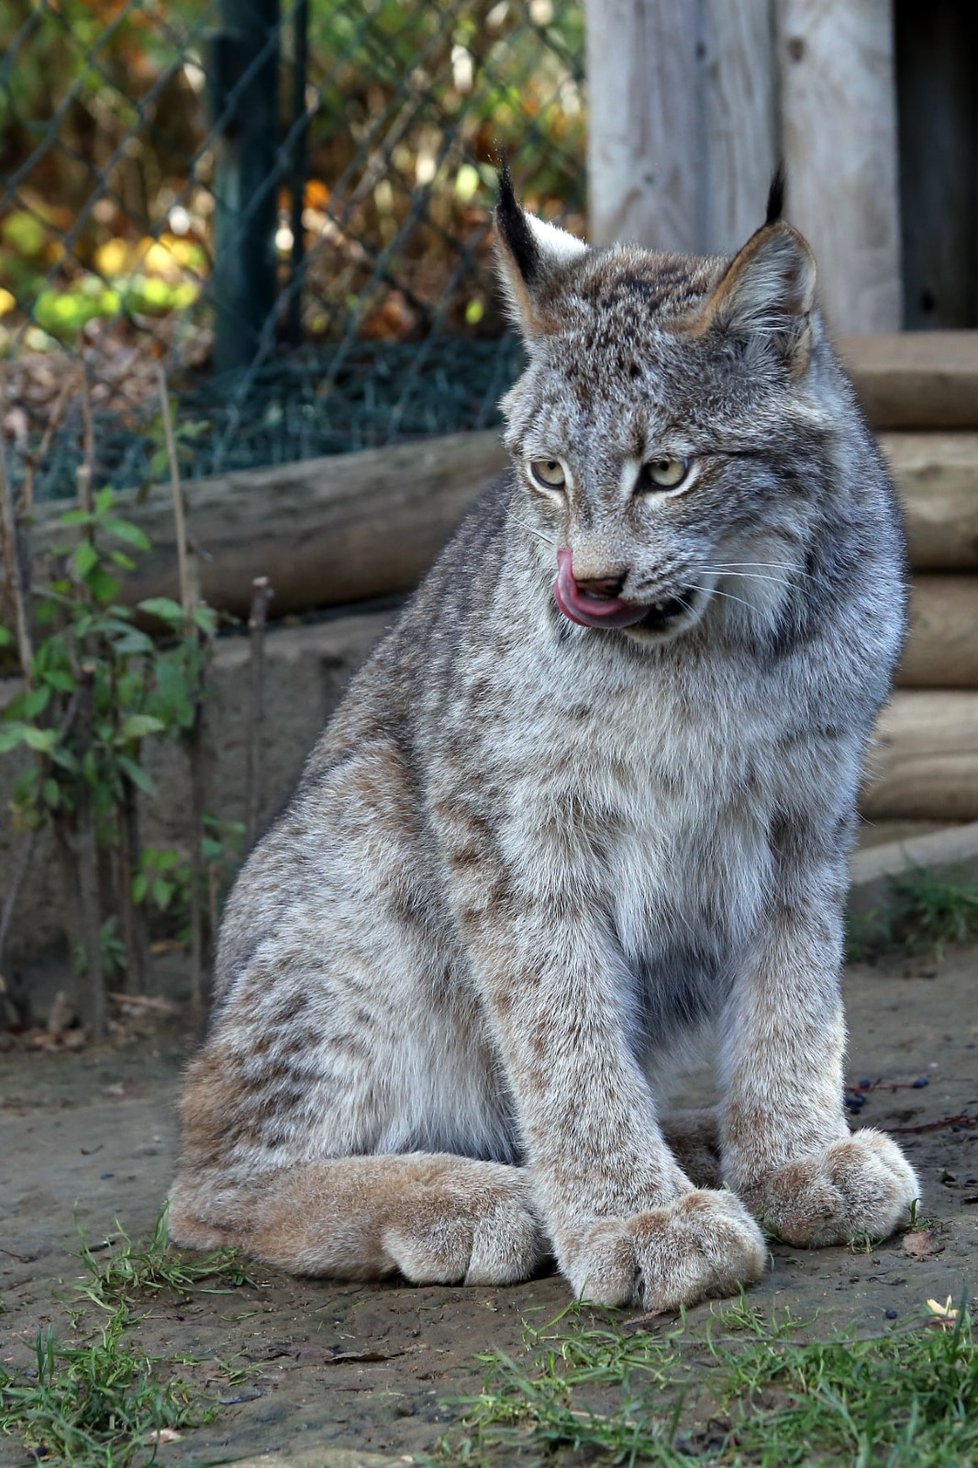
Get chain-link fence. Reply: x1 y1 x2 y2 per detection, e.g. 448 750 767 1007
0 0 585 498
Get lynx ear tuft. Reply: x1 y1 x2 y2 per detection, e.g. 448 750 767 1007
692 218 816 374
764 164 786 226
494 163 588 339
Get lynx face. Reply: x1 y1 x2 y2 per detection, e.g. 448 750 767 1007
495 173 827 644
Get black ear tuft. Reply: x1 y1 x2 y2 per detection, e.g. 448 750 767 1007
765 164 786 226
495 157 540 286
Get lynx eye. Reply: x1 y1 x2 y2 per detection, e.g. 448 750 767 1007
528 458 566 491
642 456 690 491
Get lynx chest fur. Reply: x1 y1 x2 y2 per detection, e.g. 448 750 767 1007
170 173 919 1309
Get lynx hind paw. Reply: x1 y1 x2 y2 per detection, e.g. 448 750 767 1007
564 1189 767 1311
381 1165 547 1286
744 1129 920 1248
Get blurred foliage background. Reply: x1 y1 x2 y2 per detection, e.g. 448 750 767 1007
0 0 586 496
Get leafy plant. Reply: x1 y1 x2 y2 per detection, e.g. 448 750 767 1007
0 386 225 1027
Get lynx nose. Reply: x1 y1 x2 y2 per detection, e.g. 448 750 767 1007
572 570 628 600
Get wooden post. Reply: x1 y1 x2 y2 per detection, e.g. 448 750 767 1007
778 0 902 331
585 0 702 251
585 0 777 253
701 0 778 252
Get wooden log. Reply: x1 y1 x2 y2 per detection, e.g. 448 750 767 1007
841 333 978 428
898 576 978 688
29 431 508 621
880 432 978 571
863 690 978 821
778 0 902 332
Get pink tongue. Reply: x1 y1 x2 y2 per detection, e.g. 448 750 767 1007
553 549 648 629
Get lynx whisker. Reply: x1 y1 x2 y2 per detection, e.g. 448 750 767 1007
709 560 820 581
515 517 556 547
703 568 802 595
702 586 762 615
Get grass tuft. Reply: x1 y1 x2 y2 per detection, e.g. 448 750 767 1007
0 1307 216 1467
77 1203 255 1311
847 865 978 962
1 1204 257 1466
432 1295 978 1467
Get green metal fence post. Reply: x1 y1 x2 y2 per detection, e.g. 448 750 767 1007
209 0 281 380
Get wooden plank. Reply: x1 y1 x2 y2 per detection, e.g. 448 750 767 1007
880 432 978 571
585 0 701 251
897 575 978 688
701 0 778 252
779 0 902 331
863 690 978 821
840 332 978 429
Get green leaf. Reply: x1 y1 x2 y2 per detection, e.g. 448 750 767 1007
104 518 151 551
42 777 61 808
73 539 99 578
119 713 166 741
58 508 94 526
0 625 12 647
48 745 79 772
138 596 185 625
23 684 51 718
21 726 58 753
95 486 115 515
0 723 26 754
112 629 155 655
132 874 148 903
153 878 174 910
193 605 217 634
88 568 121 606
117 755 155 795
41 669 76 694
110 551 137 571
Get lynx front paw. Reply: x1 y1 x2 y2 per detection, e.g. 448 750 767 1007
741 1129 920 1247
560 1189 766 1311
381 1165 547 1286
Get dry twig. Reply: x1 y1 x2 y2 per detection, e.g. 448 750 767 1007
245 575 274 848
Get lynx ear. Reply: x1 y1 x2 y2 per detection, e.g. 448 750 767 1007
693 219 816 374
494 163 588 339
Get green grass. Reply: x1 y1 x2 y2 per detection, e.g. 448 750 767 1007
1 1204 256 1466
0 1307 216 1467
77 1202 255 1311
431 1296 978 1467
847 866 978 963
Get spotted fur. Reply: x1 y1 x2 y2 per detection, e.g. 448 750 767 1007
170 181 919 1308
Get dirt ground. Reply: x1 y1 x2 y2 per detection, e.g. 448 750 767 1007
2 945 977 1468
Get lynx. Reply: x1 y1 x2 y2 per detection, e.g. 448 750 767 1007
169 170 919 1310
